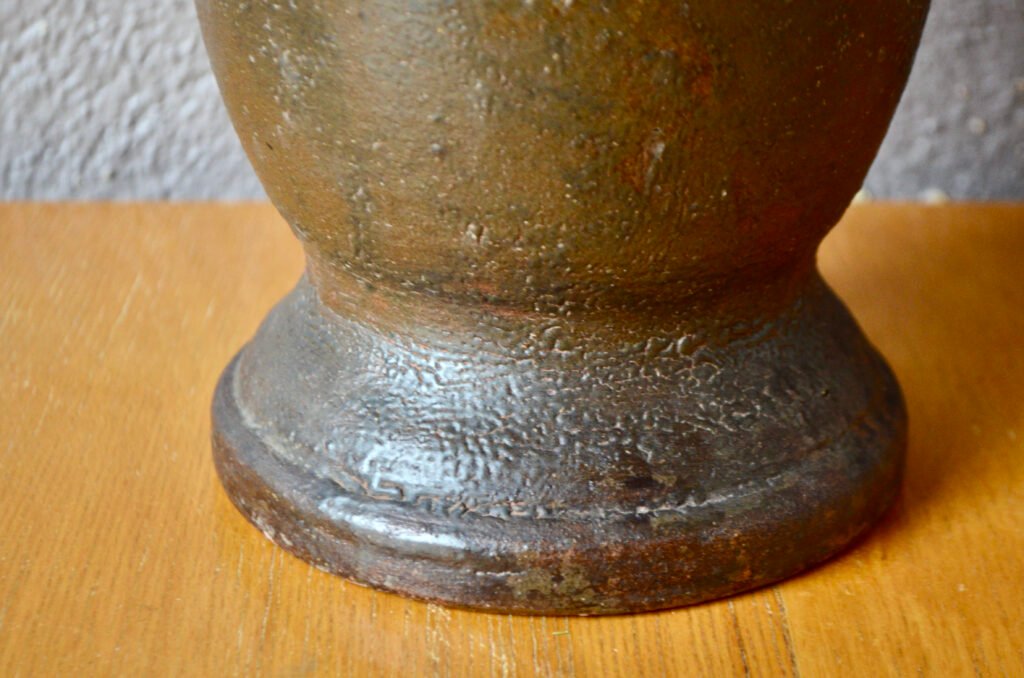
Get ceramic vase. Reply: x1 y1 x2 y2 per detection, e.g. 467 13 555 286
198 0 929 614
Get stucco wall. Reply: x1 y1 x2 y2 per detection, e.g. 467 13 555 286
1 0 1021 200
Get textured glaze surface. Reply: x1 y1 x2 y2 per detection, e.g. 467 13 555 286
213 275 905 614
198 0 928 613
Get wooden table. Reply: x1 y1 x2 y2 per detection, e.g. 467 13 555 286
1 203 1021 676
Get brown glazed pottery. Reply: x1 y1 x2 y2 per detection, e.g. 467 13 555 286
197 0 930 614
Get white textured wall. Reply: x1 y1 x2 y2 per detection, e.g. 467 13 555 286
1 0 260 199
863 0 1023 200
1 0 1021 200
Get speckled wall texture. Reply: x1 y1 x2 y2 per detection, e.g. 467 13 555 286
1 0 1021 200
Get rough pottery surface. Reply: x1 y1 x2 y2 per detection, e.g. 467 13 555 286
197 0 930 614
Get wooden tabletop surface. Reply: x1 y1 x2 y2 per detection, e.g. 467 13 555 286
1 203 1021 676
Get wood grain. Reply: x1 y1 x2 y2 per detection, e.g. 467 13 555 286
0 203 1021 676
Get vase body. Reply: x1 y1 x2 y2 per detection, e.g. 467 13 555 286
198 0 929 614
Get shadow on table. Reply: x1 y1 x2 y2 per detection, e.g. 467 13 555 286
809 206 1024 571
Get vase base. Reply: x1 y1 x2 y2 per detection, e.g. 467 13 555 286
212 275 904 615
